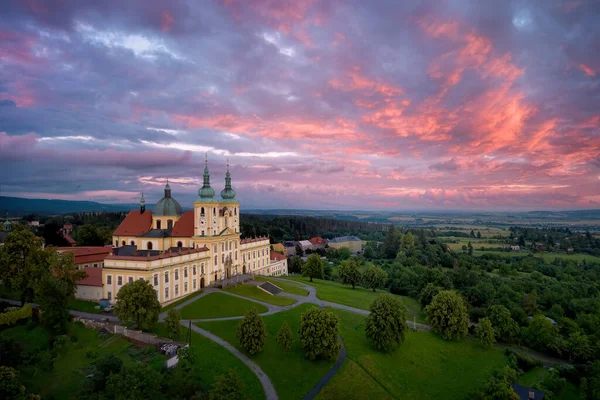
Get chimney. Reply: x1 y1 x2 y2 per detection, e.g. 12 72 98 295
528 389 535 400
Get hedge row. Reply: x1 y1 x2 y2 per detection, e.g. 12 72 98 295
0 304 32 326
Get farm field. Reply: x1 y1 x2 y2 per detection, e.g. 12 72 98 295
179 292 268 319
474 250 600 263
283 275 425 323
222 284 297 306
318 308 509 400
197 303 334 400
253 276 309 296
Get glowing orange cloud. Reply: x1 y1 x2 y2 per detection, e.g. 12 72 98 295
578 64 596 77
161 11 175 32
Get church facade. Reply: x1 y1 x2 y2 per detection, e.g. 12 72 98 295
102 159 285 305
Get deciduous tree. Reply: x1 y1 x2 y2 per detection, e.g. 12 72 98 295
418 283 441 307
425 290 469 340
486 305 519 342
165 308 181 339
298 307 341 360
105 363 162 400
475 318 496 348
210 369 245 400
114 279 161 330
302 254 324 282
362 264 387 292
365 295 407 352
236 308 267 355
35 274 71 333
338 258 362 289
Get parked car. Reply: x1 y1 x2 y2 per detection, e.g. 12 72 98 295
104 305 114 313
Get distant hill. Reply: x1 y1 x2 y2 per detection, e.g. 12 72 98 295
0 196 144 216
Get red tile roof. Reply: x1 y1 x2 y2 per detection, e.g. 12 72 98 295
171 210 194 237
61 232 77 245
241 236 269 244
58 246 112 265
113 210 153 236
77 267 103 287
309 236 326 245
270 251 286 261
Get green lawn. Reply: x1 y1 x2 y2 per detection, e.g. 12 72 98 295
151 323 265 399
179 292 268 319
315 359 393 400
318 308 508 400
282 276 425 323
161 290 203 312
253 276 309 296
68 298 104 314
197 303 335 400
222 284 297 306
3 321 166 399
517 367 580 400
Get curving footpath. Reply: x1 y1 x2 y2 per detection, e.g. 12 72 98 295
185 322 279 400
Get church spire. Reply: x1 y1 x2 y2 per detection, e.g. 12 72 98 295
140 192 146 213
198 152 215 199
221 158 236 200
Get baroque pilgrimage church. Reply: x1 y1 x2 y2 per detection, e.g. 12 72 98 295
102 158 287 305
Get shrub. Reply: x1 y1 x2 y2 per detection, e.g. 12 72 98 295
276 321 293 352
0 304 32 326
475 318 496 348
236 308 267 355
365 294 407 352
298 307 341 360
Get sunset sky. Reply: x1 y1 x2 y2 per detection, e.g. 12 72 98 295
1 0 599 210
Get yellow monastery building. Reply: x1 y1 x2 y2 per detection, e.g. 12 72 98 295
102 160 287 305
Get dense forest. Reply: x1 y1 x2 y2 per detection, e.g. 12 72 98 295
509 227 600 255
239 214 388 242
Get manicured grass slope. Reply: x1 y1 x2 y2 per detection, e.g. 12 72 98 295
315 359 393 400
318 309 508 400
283 276 425 323
197 303 334 400
223 284 297 306
179 292 268 319
152 323 264 399
254 276 309 296
161 290 203 312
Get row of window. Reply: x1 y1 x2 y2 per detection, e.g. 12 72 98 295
114 240 185 249
199 207 237 216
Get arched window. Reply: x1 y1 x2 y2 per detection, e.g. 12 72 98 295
167 220 173 230
147 242 153 250
201 264 204 274
115 240 118 247
235 208 237 216
213 208 216 216
213 244 217 253
122 241 126 246
177 241 183 248
235 241 238 249
200 207 205 216
130 240 135 246
157 220 162 229
214 255 217 265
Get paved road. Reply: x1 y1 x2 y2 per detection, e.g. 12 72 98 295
0 297 120 322
185 321 278 400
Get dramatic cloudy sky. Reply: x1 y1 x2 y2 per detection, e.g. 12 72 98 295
1 0 599 210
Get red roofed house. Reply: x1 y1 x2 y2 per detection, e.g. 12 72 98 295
309 236 327 249
269 251 288 276
57 246 112 301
